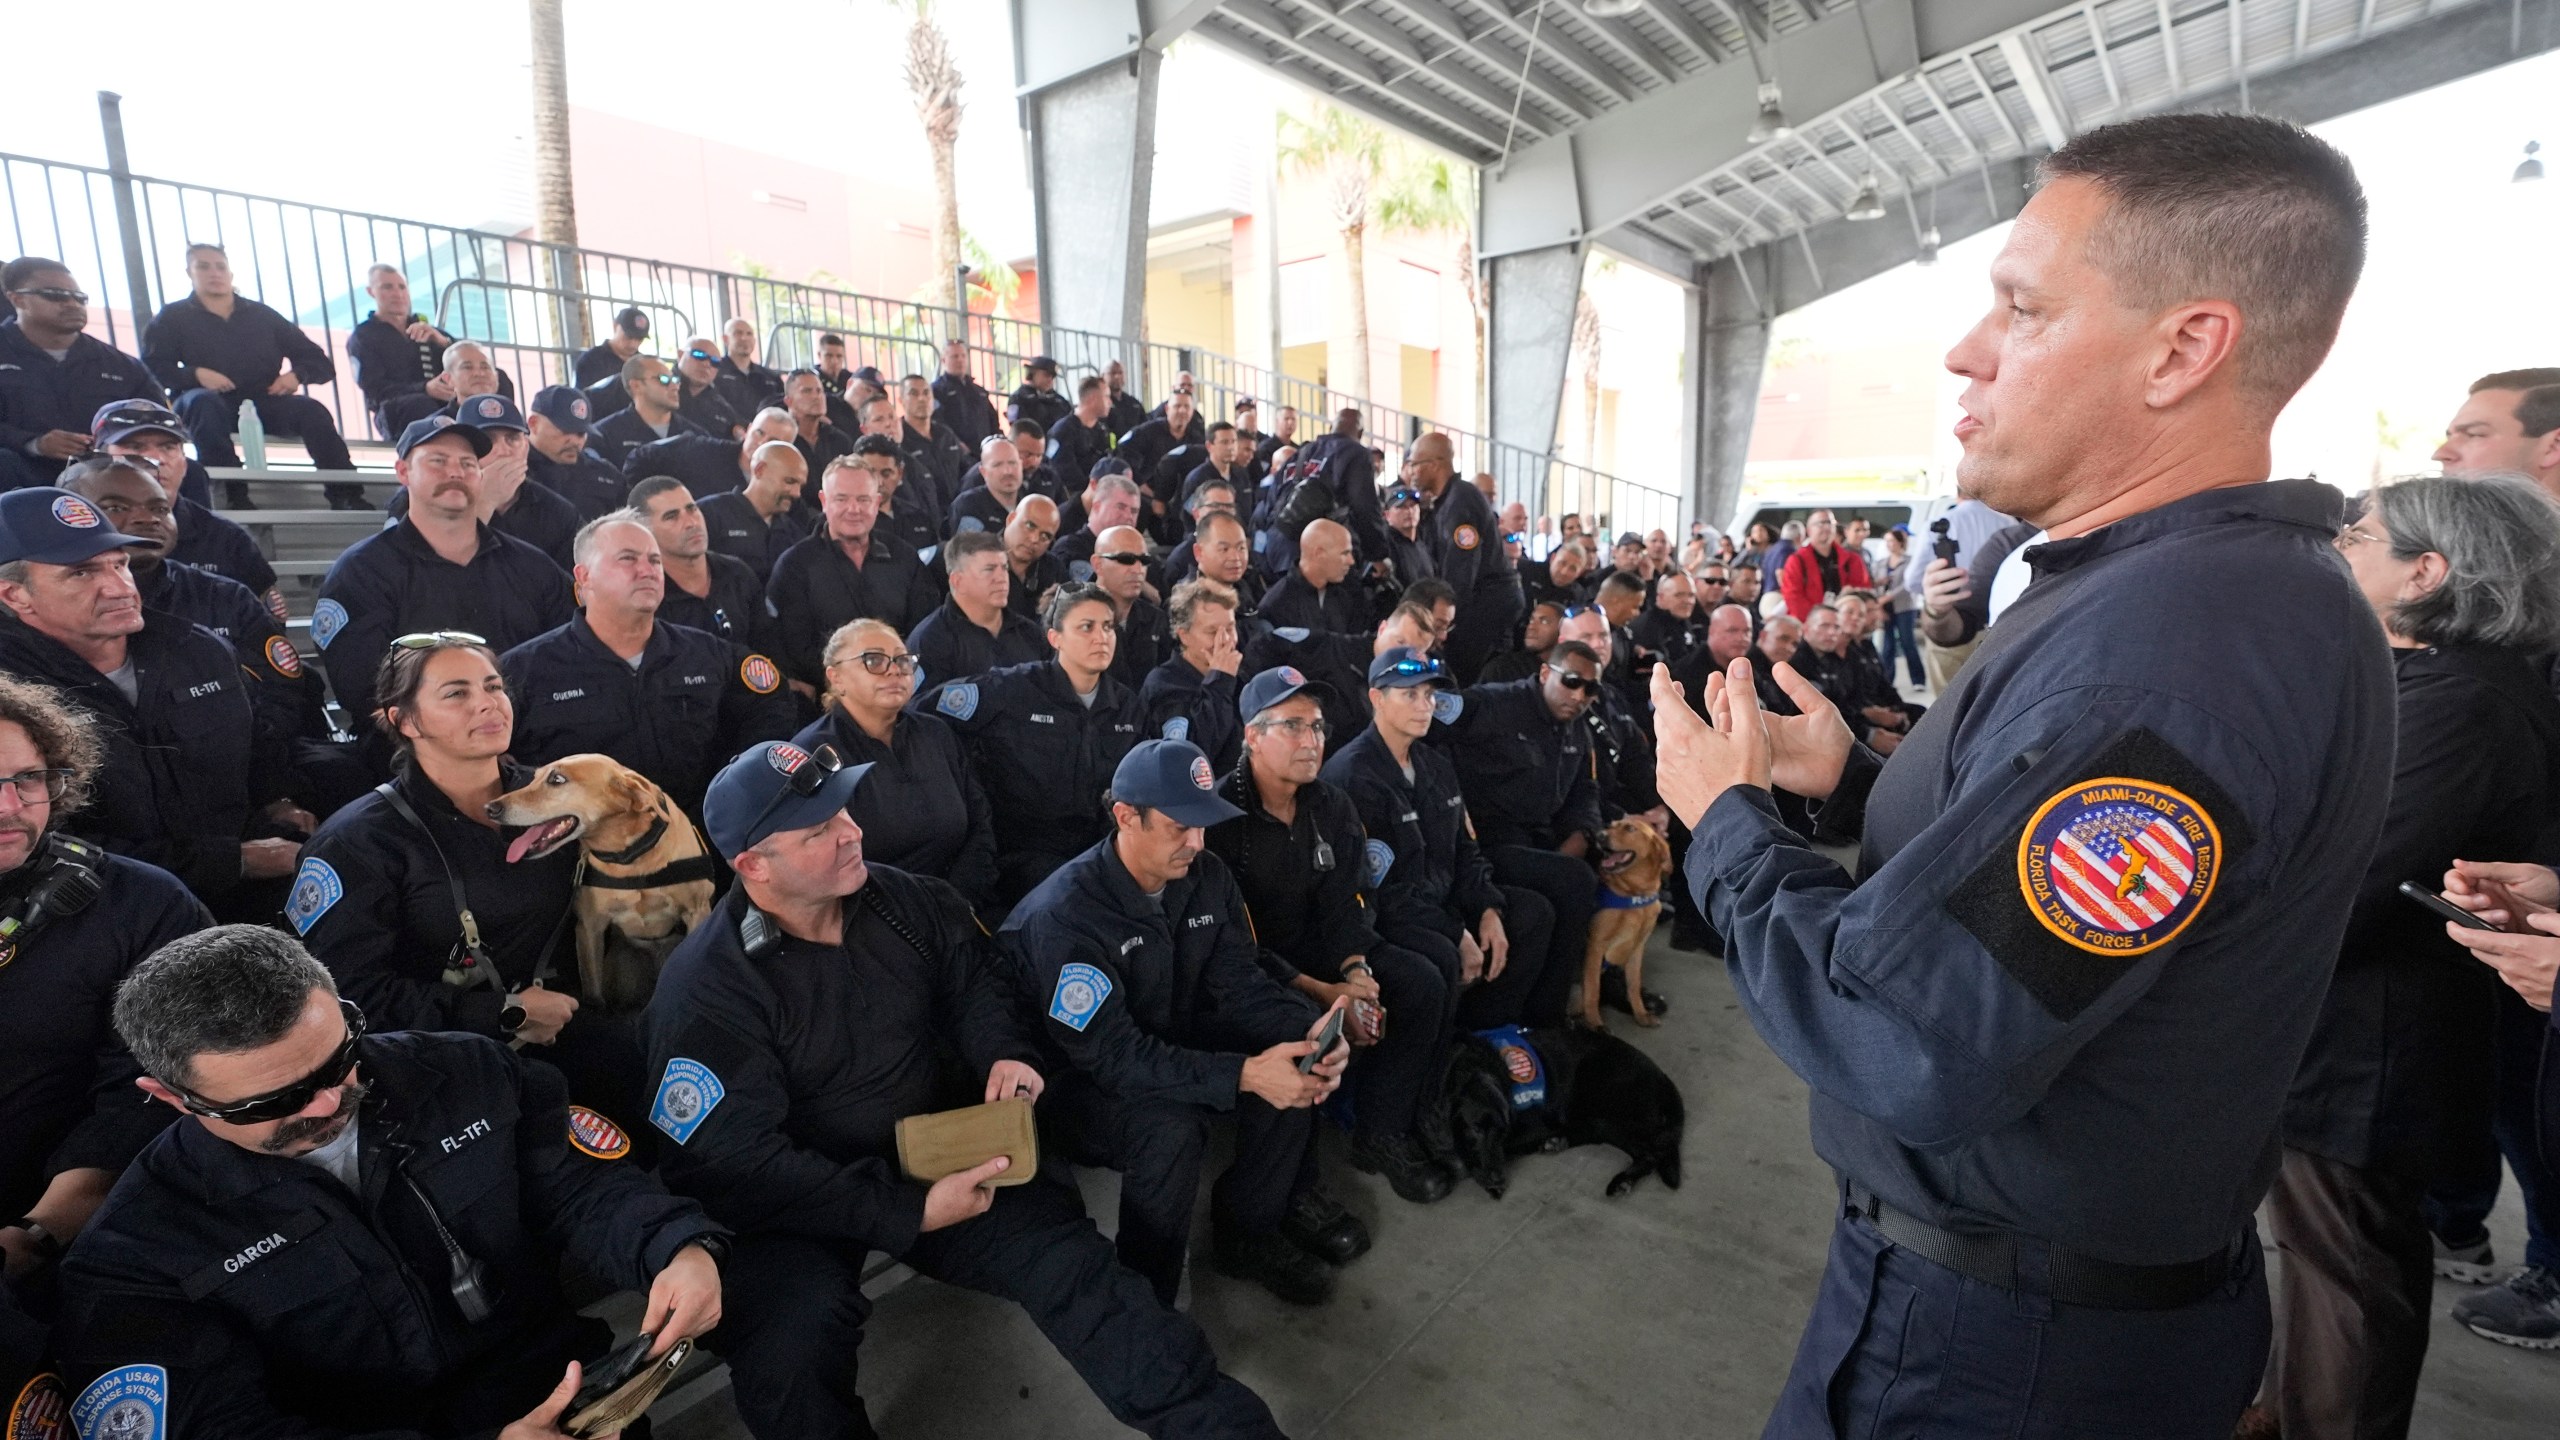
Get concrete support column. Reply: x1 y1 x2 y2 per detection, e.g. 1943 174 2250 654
1689 251 1771 535
1023 49 1163 360
1485 242 1583 512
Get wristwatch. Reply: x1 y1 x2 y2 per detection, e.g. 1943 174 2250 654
7 1217 61 1263
499 995 528 1033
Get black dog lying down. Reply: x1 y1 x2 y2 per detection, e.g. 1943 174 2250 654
1443 1025 1686 1199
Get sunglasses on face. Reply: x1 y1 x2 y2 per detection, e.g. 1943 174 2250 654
1551 671 1602 694
744 742 846 838
178 999 366 1123
685 348 715 362
390 630 487 650
849 651 918 675
10 286 86 304
1699 576 1729 586
1095 551 1147 566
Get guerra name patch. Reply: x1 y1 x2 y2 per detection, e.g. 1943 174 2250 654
2017 776 2220 957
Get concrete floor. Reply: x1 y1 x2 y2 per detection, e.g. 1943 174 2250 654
656 929 2560 1439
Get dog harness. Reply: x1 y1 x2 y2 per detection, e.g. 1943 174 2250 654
1476 1025 1548 1112
1594 886 1659 910
579 812 720 891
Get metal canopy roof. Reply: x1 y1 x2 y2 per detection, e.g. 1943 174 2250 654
1192 0 2489 269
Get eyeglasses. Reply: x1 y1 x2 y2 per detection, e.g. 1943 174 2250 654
744 742 847 840
2334 525 2383 551
9 286 86 304
1251 716 1329 739
685 348 715 362
1095 551 1147 566
0 768 75 805
390 630 487 650
1550 671 1602 694
176 999 366 1123
847 651 918 675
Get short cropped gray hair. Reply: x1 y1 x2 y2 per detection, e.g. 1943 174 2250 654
2371 473 2560 651
573 509 651 570
115 925 338 1089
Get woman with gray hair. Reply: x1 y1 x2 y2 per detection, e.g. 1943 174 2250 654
2256 473 2560 1438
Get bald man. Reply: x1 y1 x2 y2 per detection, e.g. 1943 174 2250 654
697 439 811 584
1257 518 1369 636
1090 523 1169 691
1001 493 1072 623
1408 432 1518 682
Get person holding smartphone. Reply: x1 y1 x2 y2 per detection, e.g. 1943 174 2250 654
2261 475 2560 1436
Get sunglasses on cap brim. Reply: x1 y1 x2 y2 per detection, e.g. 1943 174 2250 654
743 742 848 839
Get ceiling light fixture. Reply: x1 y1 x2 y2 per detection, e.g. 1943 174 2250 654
2517 141 2545 183
1582 0 1644 17
1748 81 1792 143
1846 173 1886 221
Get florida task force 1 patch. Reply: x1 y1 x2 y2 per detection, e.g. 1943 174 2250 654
567 1105 631 1160
2016 776 2221 956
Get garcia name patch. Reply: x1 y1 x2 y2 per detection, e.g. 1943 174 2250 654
1049 962 1112 1032
649 1058 726 1145
2018 776 2220 956
69 1365 163 1440
567 1105 631 1160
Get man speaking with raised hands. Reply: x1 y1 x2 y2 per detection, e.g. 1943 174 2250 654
1651 113 2394 1439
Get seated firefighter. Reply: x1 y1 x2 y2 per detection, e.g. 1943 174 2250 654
641 741 1282 1440
52 923 725 1439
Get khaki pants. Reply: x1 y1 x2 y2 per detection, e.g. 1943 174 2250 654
1920 632 1981 694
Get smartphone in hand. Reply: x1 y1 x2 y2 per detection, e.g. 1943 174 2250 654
2398 880 2500 931
1297 1005 1348 1074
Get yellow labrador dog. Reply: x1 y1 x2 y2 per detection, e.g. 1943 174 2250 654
1580 816 1673 1031
490 755 716 1012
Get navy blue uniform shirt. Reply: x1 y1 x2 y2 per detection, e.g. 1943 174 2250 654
1687 480 2393 1265
914 660 1145 901
1435 677 1601 851
793 707 999 907
0 319 163 479
312 520 576 752
697 490 808 584
56 1030 718 1438
140 294 334 395
642 872 1038 1254
907 597 1049 690
764 532 938 685
500 616 795 812
0 849 207 1217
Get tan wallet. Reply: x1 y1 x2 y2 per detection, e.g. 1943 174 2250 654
894 1096 1039 1187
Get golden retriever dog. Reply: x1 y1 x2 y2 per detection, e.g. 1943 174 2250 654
490 755 716 1012
1580 816 1673 1030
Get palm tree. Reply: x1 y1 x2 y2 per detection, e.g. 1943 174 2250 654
527 0 586 347
897 1 966 314
1374 154 1481 425
1279 105 1387 401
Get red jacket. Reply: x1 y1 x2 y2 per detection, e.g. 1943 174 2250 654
1779 543 1874 619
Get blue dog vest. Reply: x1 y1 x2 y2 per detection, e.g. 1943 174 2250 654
1477 1025 1548 1112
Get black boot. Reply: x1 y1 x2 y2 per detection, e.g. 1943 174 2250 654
223 481 257 511
1351 1131 1454 1204
1212 1226 1335 1305
1279 1186 1371 1265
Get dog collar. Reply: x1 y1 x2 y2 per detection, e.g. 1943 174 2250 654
580 812 720 891
585 815 670 867
1594 887 1659 910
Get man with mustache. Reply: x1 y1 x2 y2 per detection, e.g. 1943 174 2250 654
0 676 209 1408
0 487 299 919
54 924 724 1439
310 415 574 760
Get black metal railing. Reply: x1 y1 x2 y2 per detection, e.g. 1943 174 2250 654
1 142 1680 537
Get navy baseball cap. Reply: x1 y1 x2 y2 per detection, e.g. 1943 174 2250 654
90 399 186 447
454 393 527 433
613 306 650 336
1026 355 1059 375
851 366 886 388
1367 646 1448 690
1238 664 1333 723
1384 486 1420 508
0 488 149 566
703 741 871 857
393 414 492 461
1090 457 1132 479
1110 740 1239 828
530 385 592 435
